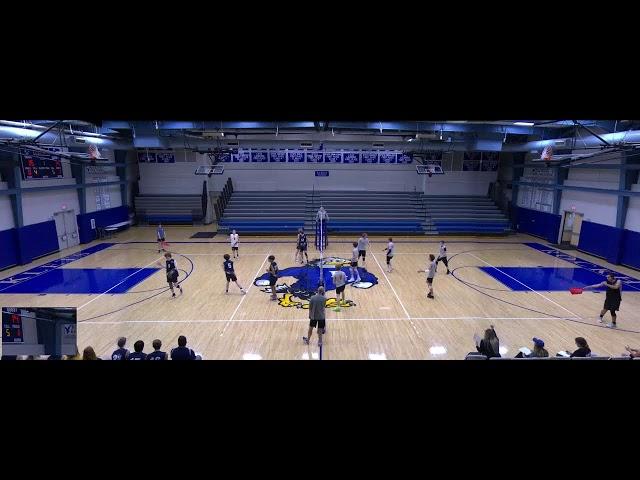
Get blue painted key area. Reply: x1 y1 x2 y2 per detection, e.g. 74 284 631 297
479 267 607 291
0 242 159 295
0 268 160 294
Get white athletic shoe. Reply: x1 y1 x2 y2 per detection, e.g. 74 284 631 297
240 289 246 295
598 317 604 324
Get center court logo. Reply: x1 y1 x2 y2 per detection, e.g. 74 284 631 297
253 256 378 309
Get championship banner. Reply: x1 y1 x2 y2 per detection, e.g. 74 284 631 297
250 150 269 162
378 152 397 164
156 151 176 163
342 151 360 164
305 151 324 163
269 150 287 162
397 152 413 164
481 151 499 171
137 151 157 163
287 150 306 162
324 152 343 163
463 152 481 171
361 152 379 164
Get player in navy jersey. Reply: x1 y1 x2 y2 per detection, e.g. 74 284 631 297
296 228 309 264
111 336 129 360
267 255 279 301
223 254 246 294
147 339 167 360
161 252 183 297
171 335 196 360
127 340 147 360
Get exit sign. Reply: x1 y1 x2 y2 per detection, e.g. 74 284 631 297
315 171 329 177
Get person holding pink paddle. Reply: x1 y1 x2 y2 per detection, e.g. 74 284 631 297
579 273 622 328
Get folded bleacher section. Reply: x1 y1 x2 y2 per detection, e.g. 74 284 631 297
218 191 512 235
421 195 510 235
135 195 204 225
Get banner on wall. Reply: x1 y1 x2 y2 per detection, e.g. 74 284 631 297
156 152 176 163
481 151 499 171
219 149 413 165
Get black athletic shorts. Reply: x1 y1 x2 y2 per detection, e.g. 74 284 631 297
310 318 326 330
297 245 307 252
427 277 434 285
167 269 178 283
232 246 238 251
604 299 620 312
386 255 393 264
336 285 345 294
225 272 237 282
158 237 165 242
351 261 358 268
358 250 366 258
269 276 277 286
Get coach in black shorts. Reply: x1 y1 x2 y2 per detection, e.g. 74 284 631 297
303 286 327 347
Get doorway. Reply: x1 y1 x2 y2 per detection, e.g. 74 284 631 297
53 209 80 251
561 210 584 247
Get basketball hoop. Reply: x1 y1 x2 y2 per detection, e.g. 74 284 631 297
541 145 553 161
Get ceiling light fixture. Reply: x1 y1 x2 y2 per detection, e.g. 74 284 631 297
514 122 535 126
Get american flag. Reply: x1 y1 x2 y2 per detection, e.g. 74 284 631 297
88 144 102 159
541 145 553 161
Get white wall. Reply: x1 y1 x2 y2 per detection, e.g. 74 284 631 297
137 149 497 196
18 156 80 225
624 183 640 232
0 182 15 230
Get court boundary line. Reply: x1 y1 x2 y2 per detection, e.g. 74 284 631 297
79 316 580 325
465 252 582 319
77 256 163 310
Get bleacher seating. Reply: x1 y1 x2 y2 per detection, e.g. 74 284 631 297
421 195 510 235
219 191 428 234
135 195 204 225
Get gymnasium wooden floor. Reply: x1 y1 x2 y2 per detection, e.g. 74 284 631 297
2 226 640 359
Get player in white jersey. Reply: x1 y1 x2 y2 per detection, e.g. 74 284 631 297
230 230 239 258
349 242 362 283
383 237 395 273
357 233 369 268
436 241 450 274
417 254 437 299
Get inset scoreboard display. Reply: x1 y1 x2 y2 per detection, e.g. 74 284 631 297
2 308 24 343
21 148 64 180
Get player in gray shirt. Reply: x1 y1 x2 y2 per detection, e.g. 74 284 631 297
303 286 327 347
357 233 369 268
417 254 437 299
332 265 347 307
349 242 362 283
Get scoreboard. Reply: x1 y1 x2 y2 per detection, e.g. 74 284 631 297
21 148 64 180
2 308 24 343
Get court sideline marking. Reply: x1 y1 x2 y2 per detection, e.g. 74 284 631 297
220 254 270 336
465 252 581 319
370 252 424 341
77 256 163 310
79 316 579 325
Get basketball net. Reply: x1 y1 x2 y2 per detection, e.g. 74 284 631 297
88 144 102 159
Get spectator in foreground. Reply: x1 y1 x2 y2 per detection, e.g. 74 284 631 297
170 335 196 360
82 346 100 360
147 339 168 360
471 325 501 358
66 347 81 360
128 340 147 360
569 337 591 358
515 337 549 358
623 345 640 358
111 337 129 360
